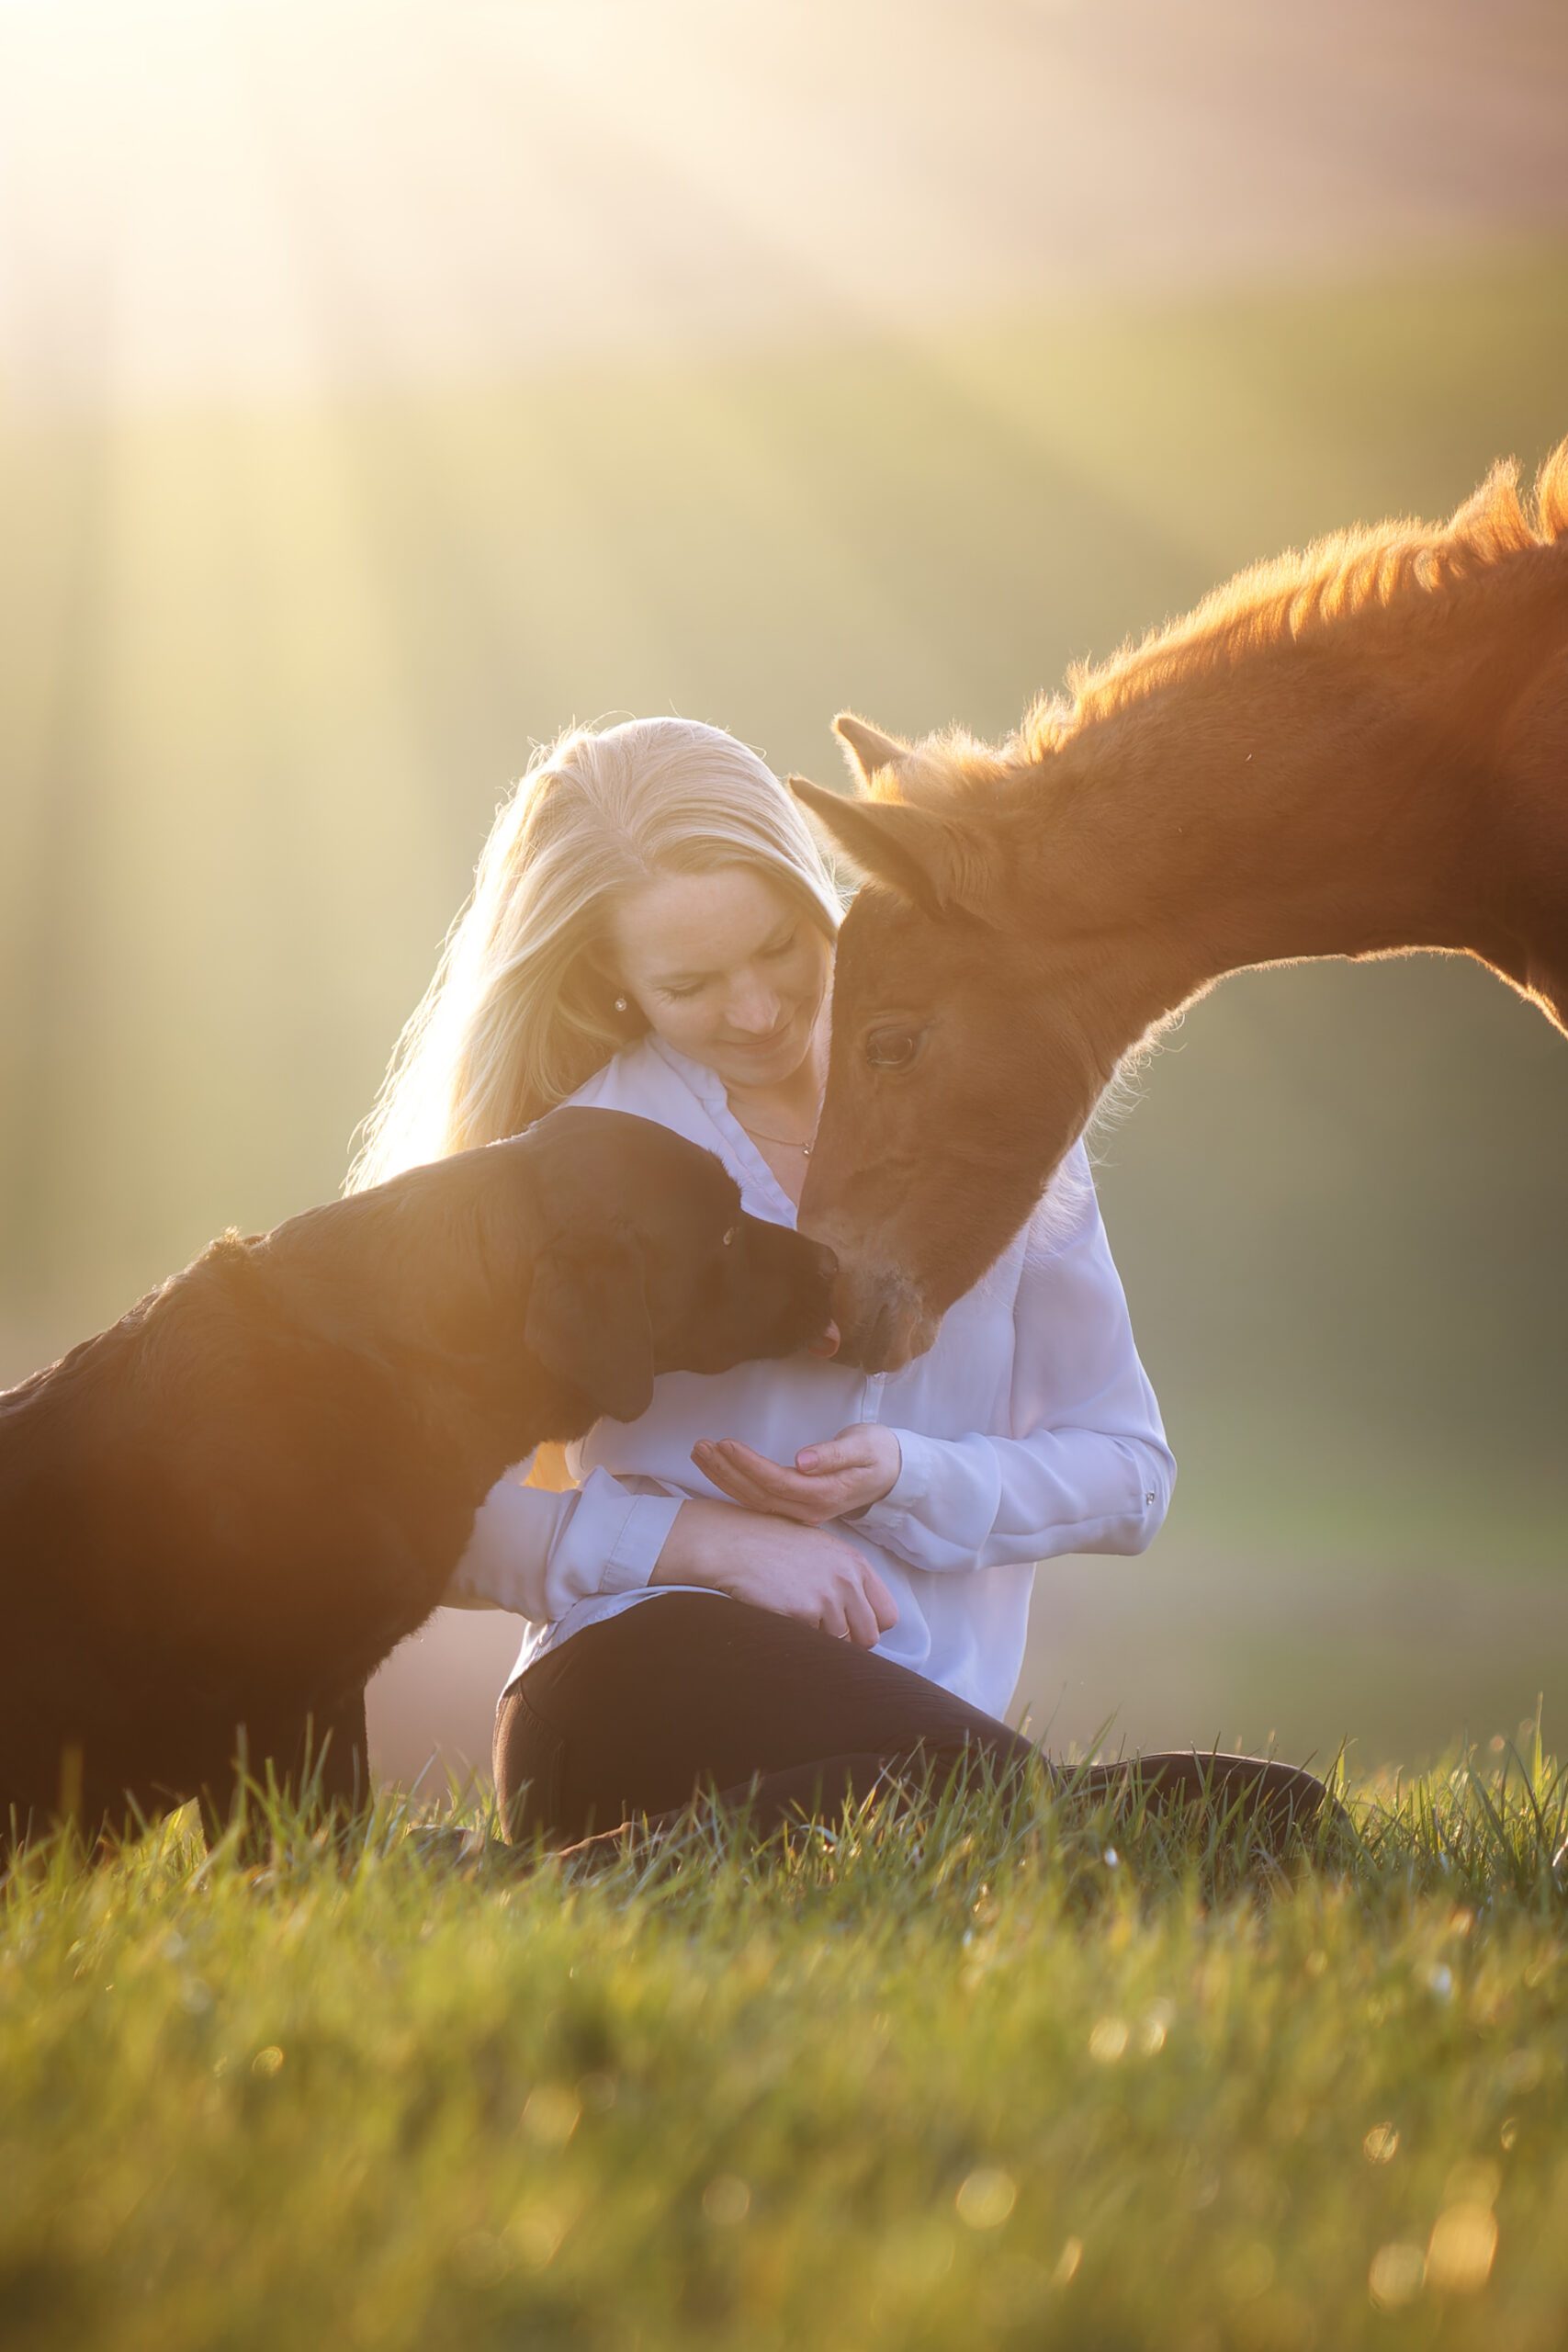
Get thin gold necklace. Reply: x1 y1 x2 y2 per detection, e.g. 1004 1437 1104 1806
730 1095 821 1156
733 1113 817 1157
729 1030 827 1157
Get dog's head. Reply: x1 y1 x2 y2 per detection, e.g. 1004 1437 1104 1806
324 1108 836 1430
504 1109 839 1424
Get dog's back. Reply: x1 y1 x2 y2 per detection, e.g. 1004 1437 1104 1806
0 1240 467 1843
1 1312 172 1837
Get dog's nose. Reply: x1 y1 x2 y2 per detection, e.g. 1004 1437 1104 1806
807 1318 841 1360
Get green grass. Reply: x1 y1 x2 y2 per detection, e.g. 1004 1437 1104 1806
6 1754 1566 2351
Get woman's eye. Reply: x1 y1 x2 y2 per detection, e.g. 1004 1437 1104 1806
662 981 704 1002
764 932 798 959
864 1027 923 1071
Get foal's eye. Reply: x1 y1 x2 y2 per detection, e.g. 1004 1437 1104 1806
722 1224 739 1248
864 1026 924 1071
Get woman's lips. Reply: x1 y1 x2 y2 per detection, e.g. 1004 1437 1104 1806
807 1319 841 1359
727 1025 795 1055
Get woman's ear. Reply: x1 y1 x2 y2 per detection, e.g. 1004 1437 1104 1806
580 944 640 1031
524 1235 656 1425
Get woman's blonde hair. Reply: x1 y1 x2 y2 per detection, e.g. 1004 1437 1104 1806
346 716 841 1194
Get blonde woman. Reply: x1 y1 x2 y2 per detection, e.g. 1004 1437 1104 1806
354 717 1333 1848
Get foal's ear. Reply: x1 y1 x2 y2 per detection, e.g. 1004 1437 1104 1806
524 1234 656 1426
834 711 910 786
790 775 1000 924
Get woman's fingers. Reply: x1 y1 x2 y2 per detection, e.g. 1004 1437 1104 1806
697 1458 801 1517
714 1438 777 1470
693 1442 824 1521
709 1439 805 1497
694 1453 764 1507
795 1435 867 1476
815 1593 851 1643
840 1581 880 1648
689 1440 768 1500
797 1426 901 1509
863 1563 900 1634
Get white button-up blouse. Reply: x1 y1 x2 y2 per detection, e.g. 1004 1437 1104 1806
448 1035 1175 1723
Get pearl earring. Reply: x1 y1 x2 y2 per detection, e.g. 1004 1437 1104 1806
615 995 628 1013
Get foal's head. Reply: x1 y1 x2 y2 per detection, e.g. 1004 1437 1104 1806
794 719 1112 1369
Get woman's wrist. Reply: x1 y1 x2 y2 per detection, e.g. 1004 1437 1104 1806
649 1497 720 1588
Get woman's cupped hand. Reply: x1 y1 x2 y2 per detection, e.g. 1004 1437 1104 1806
691 1426 901 1523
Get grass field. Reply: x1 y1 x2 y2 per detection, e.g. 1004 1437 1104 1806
6 1756 1566 2352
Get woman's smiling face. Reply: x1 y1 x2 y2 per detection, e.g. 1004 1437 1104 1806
606 866 832 1091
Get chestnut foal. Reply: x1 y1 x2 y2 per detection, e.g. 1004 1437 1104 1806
794 444 1568 1370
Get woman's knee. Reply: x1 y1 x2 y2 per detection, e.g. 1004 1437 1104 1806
492 1681 567 1846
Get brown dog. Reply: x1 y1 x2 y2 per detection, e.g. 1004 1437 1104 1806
1 1108 836 1848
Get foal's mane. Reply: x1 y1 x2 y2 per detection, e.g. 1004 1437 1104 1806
1020 442 1568 762
1008 442 1568 767
863 444 1568 822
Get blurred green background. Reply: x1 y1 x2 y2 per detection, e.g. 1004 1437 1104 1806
2 0 1563 1781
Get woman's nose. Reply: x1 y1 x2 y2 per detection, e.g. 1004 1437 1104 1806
725 976 782 1034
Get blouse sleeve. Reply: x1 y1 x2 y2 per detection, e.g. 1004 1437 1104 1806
848 1161 1175 1577
443 1463 684 1622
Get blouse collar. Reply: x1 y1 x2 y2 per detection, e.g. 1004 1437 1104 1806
645 1035 800 1228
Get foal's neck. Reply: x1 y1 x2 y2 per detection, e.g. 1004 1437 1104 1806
1049 609 1554 1050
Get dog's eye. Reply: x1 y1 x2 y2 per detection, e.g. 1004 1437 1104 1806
722 1224 739 1248
864 1025 924 1072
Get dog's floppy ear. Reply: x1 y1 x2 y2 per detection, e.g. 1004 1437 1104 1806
524 1232 655 1425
